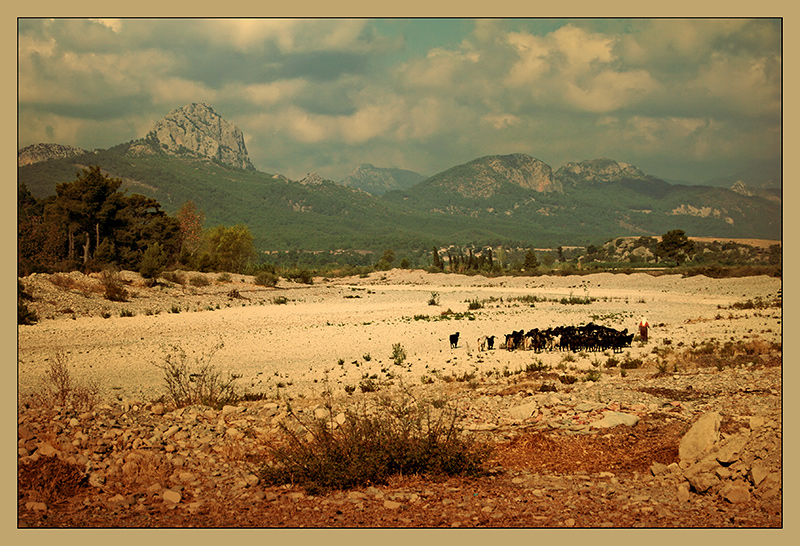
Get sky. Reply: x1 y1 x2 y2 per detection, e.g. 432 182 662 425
17 17 782 184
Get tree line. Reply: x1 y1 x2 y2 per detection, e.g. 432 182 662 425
18 166 257 278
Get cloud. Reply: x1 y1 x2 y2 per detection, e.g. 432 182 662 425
16 18 782 184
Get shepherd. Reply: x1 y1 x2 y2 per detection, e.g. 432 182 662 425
639 317 649 342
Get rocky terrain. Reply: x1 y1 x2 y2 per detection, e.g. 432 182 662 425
17 143 91 167
17 269 783 528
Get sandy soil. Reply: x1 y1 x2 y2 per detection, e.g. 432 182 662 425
18 269 782 405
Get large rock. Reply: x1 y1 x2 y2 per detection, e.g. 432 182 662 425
508 401 538 421
146 103 255 171
679 411 720 464
590 411 639 429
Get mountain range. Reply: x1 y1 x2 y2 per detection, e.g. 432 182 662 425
18 103 782 253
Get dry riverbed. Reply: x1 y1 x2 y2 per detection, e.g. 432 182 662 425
17 268 783 528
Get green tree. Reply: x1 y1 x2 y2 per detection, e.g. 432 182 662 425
205 225 255 273
657 229 695 266
139 242 168 280
50 166 124 265
523 249 539 270
432 247 443 271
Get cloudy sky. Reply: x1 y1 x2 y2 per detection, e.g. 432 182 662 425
18 18 782 184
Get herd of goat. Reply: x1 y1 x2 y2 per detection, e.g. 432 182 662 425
449 323 635 354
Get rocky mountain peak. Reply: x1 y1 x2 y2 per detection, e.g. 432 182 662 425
730 180 754 197
483 153 560 193
556 158 648 186
299 172 325 185
428 153 561 199
18 143 89 167
145 103 254 171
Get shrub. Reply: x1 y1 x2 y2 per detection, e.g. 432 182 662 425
467 299 483 310
139 243 168 280
154 343 238 410
584 369 602 382
18 300 38 325
272 296 289 305
119 308 135 318
161 270 185 285
285 269 314 285
35 350 99 410
254 270 279 287
391 343 407 366
18 281 38 325
620 355 643 369
428 292 440 306
189 274 211 287
216 272 232 283
260 391 491 492
359 375 380 393
101 269 128 302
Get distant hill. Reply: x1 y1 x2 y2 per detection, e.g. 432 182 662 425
339 163 425 195
703 160 782 190
18 103 782 253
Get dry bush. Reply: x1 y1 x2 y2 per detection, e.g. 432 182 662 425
261 389 491 493
100 269 128 302
154 343 239 410
18 456 88 505
50 273 97 296
33 350 100 411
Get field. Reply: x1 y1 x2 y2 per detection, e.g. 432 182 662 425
17 268 783 528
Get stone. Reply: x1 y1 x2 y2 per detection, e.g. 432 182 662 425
163 425 180 439
383 500 402 509
679 411 720 464
650 462 668 476
151 403 165 416
749 415 766 430
225 427 244 439
715 432 750 465
685 471 718 494
36 442 59 457
677 484 691 503
508 401 538 420
590 411 639 429
18 425 35 440
721 482 751 504
749 464 769 487
163 490 182 504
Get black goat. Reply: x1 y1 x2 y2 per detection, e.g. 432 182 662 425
450 332 460 349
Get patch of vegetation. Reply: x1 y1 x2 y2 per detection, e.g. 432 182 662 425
154 342 239 410
391 343 407 366
101 269 128 302
254 270 279 287
189 274 211 287
32 350 99 411
260 390 491 493
428 291 440 306
18 280 38 325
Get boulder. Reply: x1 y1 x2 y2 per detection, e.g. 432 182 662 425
679 411 720 464
590 411 639 429
508 401 538 421
715 431 750 465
